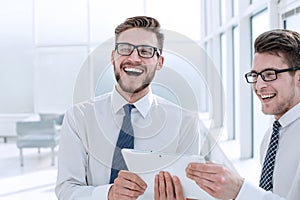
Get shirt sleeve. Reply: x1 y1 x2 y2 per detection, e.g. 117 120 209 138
55 109 112 200
235 181 286 200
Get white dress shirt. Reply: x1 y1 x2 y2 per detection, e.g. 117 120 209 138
236 102 300 200
55 88 203 200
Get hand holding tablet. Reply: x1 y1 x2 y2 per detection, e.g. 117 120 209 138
121 149 217 200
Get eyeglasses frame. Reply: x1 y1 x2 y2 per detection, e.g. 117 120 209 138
245 67 300 83
115 42 161 58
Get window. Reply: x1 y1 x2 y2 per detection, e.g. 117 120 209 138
34 0 88 45
146 0 201 41
283 10 300 32
220 0 226 25
251 9 271 159
233 26 239 140
220 33 228 140
233 0 239 16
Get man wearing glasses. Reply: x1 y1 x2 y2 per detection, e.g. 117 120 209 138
55 16 201 200
185 29 300 199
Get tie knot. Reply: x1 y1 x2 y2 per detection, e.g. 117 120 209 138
273 120 281 130
123 104 135 116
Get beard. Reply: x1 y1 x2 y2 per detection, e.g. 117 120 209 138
261 79 297 118
115 74 151 94
114 64 156 94
262 94 295 117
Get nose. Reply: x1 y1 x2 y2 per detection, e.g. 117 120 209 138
254 74 267 90
128 48 141 61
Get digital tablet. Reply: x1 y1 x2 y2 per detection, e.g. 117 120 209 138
121 149 216 200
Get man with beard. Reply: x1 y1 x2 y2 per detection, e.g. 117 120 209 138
55 16 202 200
185 29 300 200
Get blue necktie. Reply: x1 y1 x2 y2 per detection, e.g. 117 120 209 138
259 120 281 191
109 104 135 184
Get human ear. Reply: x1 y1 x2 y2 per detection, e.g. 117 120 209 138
156 55 164 70
111 50 115 66
295 70 300 87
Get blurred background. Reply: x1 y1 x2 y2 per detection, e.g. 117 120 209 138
0 0 300 199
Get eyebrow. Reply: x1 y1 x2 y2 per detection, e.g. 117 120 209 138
250 67 280 73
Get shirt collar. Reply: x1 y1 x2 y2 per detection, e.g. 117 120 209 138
111 86 154 118
278 102 300 128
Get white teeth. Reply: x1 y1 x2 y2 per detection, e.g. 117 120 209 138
261 94 275 99
124 68 143 73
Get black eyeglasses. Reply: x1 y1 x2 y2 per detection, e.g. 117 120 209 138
245 67 300 83
115 43 160 58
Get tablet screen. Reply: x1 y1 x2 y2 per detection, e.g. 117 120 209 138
122 149 216 200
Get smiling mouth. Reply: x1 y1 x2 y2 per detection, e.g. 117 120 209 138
124 67 143 76
260 93 276 100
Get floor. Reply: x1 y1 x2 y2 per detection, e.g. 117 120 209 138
0 138 57 200
0 138 261 200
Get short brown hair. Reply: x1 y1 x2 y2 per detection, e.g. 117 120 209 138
114 16 164 53
254 29 300 69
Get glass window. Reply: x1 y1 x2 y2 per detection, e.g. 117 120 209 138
233 0 239 16
146 0 201 41
251 9 271 159
0 0 34 113
204 0 208 36
35 46 88 111
220 0 226 25
34 0 88 45
220 33 228 140
284 13 300 32
89 0 144 44
233 26 239 140
251 0 259 4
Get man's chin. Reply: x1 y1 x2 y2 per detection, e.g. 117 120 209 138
119 84 149 94
261 107 275 116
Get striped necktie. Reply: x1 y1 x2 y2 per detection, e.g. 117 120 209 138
259 120 281 191
109 104 135 184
